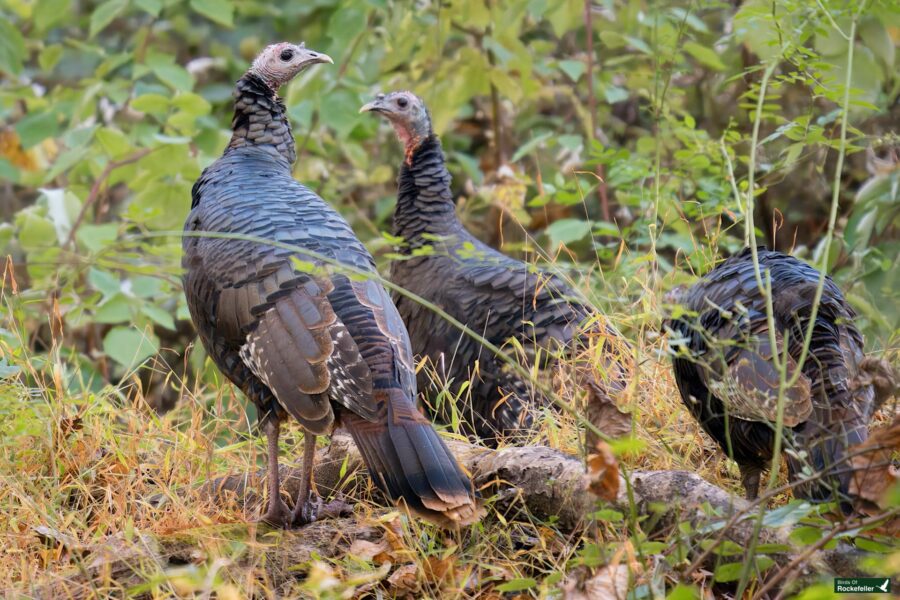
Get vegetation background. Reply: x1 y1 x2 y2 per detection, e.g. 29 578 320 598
0 0 897 597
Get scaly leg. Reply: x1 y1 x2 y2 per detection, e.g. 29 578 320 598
291 432 320 526
260 418 290 527
740 464 763 501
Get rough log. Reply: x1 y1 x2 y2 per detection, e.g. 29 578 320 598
203 435 879 583
18 436 888 598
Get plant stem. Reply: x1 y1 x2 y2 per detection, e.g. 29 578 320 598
583 0 609 222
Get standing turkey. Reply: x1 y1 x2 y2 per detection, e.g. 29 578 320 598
360 91 629 447
666 247 876 502
182 44 478 528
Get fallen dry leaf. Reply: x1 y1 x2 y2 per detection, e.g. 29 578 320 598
423 555 455 586
849 415 900 510
387 564 421 596
348 538 393 564
563 541 641 600
563 564 635 600
586 387 631 438
587 441 620 502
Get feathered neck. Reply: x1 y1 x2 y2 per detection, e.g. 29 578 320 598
227 73 296 164
394 134 460 244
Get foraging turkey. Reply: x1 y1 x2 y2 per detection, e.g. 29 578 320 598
360 91 629 447
182 45 478 528
666 247 877 502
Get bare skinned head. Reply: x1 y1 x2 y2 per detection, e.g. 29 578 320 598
360 91 433 155
249 42 333 91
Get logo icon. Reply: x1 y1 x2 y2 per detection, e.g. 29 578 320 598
834 578 891 594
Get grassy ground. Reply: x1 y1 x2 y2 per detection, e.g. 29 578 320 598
0 261 897 598
0 312 688 596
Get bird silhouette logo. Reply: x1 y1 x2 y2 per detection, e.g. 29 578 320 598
877 579 889 593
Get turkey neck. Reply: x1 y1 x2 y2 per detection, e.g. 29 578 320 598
394 135 461 247
227 73 296 164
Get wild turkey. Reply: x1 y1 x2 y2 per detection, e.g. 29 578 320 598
360 91 629 447
182 45 478 528
666 247 877 502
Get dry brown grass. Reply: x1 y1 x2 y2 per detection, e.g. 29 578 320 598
1 270 896 598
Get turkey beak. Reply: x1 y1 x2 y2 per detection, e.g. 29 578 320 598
297 47 333 68
359 98 387 115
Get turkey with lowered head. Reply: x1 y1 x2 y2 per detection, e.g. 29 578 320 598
666 247 882 502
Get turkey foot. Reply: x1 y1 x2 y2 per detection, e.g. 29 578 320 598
291 489 321 527
260 498 293 528
319 495 354 519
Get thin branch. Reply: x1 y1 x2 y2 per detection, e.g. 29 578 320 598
755 508 900 600
583 0 609 221
65 148 155 248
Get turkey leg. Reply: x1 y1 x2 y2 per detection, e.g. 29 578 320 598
740 464 762 500
291 432 320 526
260 418 291 527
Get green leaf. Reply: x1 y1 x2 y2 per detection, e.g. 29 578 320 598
0 18 26 75
511 132 553 163
667 584 698 600
17 212 57 251
0 358 21 379
789 526 824 545
592 508 623 522
713 562 744 582
135 0 162 16
95 293 134 324
859 16 895 73
15 112 58 149
132 94 171 115
34 0 72 32
39 45 64 72
146 55 195 91
77 223 119 253
545 218 592 247
141 303 175 330
683 41 726 71
0 158 19 183
127 180 192 230
855 537 895 553
172 93 211 116
90 0 128 38
762 501 812 528
103 326 159 370
495 577 537 592
152 63 194 91
604 85 629 104
89 268 122 296
95 127 133 159
558 59 586 82
319 89 363 138
189 0 234 27
130 275 162 298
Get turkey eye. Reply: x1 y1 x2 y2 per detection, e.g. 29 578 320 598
397 97 409 108
279 49 294 61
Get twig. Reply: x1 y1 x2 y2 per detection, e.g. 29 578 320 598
65 148 155 248
485 1 504 168
583 0 610 222
682 436 898 578
754 508 900 600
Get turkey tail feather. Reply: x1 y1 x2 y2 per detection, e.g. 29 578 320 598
343 389 480 527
